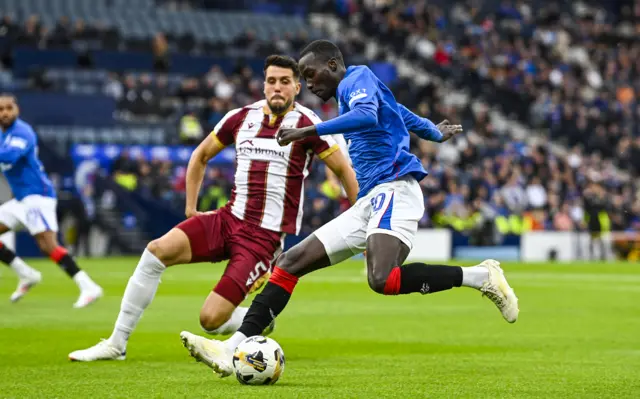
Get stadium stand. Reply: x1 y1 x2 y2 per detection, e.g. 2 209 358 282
0 0 638 259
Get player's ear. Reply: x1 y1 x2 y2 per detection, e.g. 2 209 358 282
295 79 301 95
328 59 337 72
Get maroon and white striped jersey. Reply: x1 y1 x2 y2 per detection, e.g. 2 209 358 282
211 100 339 235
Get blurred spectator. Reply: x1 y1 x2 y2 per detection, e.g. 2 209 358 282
152 33 170 72
1 0 638 240
179 109 204 145
526 176 547 209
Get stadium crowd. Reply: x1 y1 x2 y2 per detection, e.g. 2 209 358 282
1 0 639 242
337 0 640 173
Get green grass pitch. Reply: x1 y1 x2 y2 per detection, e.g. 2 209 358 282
1 258 639 398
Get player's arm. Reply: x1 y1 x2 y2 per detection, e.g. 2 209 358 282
397 104 442 142
397 104 463 143
185 134 225 218
322 149 358 205
185 110 240 218
0 130 33 164
277 72 379 146
277 104 377 146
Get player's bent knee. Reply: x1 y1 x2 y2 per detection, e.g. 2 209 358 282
146 239 163 258
145 239 176 266
145 229 191 266
199 309 232 332
367 272 388 294
366 257 397 295
199 291 238 333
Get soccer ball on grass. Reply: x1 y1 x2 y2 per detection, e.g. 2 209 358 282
232 336 285 385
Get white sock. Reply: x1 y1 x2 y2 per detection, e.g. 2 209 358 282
10 257 38 279
206 307 249 335
108 249 166 350
73 270 97 291
225 331 248 352
461 266 490 289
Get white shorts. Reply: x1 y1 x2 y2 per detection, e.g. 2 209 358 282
315 175 425 265
0 195 59 235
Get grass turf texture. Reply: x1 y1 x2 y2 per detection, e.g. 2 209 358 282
1 258 639 398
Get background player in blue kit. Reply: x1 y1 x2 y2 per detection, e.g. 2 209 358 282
0 94 102 307
179 40 520 376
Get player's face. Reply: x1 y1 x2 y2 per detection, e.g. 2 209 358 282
299 53 338 102
264 66 300 115
0 97 18 128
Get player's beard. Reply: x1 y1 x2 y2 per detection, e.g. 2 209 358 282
0 116 16 129
267 97 292 115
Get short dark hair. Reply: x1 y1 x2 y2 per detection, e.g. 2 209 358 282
299 40 344 64
264 55 300 79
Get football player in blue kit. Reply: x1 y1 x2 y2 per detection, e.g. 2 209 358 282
0 94 102 307
179 41 519 376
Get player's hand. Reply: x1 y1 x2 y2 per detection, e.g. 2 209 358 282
436 119 463 142
185 208 214 219
185 208 200 218
276 126 315 146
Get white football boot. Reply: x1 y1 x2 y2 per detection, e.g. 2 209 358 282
478 259 519 323
68 340 126 361
180 331 233 377
10 271 42 303
73 285 103 308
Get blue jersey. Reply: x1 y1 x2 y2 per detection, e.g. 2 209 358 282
0 118 55 200
316 65 443 199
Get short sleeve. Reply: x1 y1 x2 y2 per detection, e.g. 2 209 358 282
211 108 247 147
295 106 340 159
307 135 339 159
341 67 379 110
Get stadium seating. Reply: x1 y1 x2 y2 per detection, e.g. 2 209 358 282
0 0 638 257
0 0 311 43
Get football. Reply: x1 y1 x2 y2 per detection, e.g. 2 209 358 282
232 336 285 385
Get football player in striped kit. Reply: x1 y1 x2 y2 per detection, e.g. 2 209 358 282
69 55 358 362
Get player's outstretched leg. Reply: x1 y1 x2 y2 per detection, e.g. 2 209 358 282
365 234 519 323
68 227 192 361
33 231 102 308
180 233 331 377
0 224 41 302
